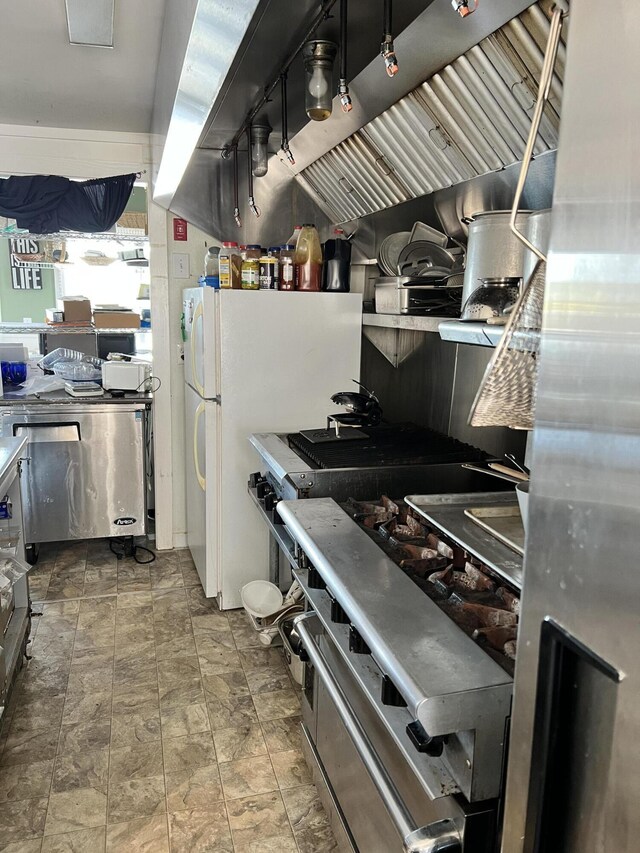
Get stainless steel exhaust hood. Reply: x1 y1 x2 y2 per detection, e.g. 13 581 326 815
152 0 565 244
297 0 566 224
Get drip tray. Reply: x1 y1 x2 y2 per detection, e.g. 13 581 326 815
464 507 525 557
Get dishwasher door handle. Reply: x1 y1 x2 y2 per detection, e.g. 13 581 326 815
294 612 462 853
13 422 81 443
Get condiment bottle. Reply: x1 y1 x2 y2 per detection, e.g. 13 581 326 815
322 228 351 292
287 225 302 249
241 245 261 290
259 250 277 290
295 224 323 291
279 245 295 290
219 242 240 289
268 247 281 290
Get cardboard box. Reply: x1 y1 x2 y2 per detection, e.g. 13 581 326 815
62 297 92 323
93 311 141 329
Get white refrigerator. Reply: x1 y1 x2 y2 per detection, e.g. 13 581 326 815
183 288 362 609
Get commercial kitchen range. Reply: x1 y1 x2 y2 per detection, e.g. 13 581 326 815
281 494 521 853
249 425 522 851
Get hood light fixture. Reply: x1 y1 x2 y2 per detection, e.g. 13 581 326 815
303 39 338 121
246 127 261 217
250 120 272 178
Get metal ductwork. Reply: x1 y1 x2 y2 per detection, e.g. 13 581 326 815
297 0 566 224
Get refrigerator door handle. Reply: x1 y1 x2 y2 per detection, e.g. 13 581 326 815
193 401 206 491
190 300 205 397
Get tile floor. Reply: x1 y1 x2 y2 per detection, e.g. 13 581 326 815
0 540 338 852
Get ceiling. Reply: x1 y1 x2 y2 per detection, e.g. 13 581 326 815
0 0 167 133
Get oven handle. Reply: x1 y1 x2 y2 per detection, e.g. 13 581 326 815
294 612 462 853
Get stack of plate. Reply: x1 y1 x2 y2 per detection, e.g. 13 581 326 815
377 232 411 276
377 223 457 279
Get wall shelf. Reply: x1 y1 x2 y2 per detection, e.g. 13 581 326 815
0 323 148 335
362 313 450 333
438 319 504 347
1 231 147 243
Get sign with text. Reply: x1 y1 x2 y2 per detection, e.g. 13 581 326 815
173 218 188 241
9 239 43 290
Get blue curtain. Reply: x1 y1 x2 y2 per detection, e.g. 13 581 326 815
0 173 137 233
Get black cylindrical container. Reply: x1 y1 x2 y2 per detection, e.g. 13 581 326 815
322 234 351 291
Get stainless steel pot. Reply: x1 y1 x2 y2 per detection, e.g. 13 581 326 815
462 210 532 307
522 209 552 284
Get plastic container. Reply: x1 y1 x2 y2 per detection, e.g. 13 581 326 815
295 224 323 291
0 362 27 386
219 242 241 289
323 228 352 291
52 362 102 382
203 246 220 288
241 580 284 618
279 245 296 291
38 348 103 371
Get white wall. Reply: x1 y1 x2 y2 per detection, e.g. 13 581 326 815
163 218 220 547
0 124 150 179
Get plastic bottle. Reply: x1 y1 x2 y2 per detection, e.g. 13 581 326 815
241 245 261 290
279 245 296 290
219 242 240 289
268 247 281 290
203 246 220 288
287 225 302 249
322 228 351 292
295 224 323 291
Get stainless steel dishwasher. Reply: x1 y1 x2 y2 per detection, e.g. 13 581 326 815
0 401 149 544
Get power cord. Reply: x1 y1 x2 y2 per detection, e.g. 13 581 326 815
109 536 156 564
135 375 162 393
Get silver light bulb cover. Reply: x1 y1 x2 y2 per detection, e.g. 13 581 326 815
303 40 338 121
250 121 272 178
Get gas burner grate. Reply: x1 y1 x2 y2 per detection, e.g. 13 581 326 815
340 496 519 675
287 425 487 470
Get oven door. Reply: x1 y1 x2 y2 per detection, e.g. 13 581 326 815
296 613 470 853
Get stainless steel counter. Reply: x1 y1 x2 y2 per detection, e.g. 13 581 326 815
0 401 149 543
0 437 31 723
0 437 28 482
